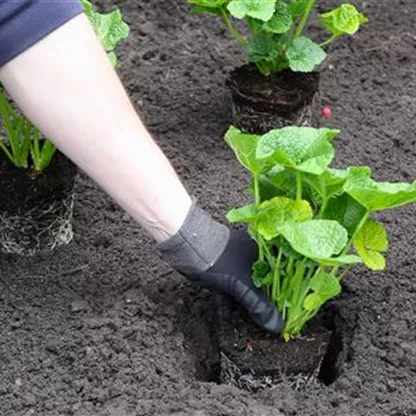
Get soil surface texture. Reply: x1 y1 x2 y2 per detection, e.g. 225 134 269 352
1 0 416 415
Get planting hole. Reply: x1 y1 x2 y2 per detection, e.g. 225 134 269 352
180 290 355 389
177 288 222 384
317 324 344 385
317 305 356 386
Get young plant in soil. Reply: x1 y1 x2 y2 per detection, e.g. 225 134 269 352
188 0 367 132
0 89 57 174
189 0 366 75
225 125 416 340
0 0 130 255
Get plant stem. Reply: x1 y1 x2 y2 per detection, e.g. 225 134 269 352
296 171 302 201
286 255 294 277
280 254 294 309
272 243 283 304
0 139 14 164
253 174 261 206
318 191 327 218
294 0 315 38
247 17 258 35
0 88 19 166
319 34 338 48
342 211 370 256
331 211 370 275
253 174 264 260
18 118 30 169
337 264 353 281
290 260 306 313
220 8 247 46
255 62 272 76
312 264 324 280
283 259 307 336
261 239 275 267
284 264 324 336
306 266 315 281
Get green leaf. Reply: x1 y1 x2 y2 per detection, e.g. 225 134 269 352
19 120 32 168
38 139 57 172
309 272 341 299
192 5 223 15
259 167 316 203
228 0 277 21
322 192 368 236
309 272 342 300
303 293 322 310
303 272 341 311
188 0 227 14
257 197 313 240
89 9 130 51
253 260 272 288
256 126 339 174
259 168 297 200
263 2 293 34
226 203 259 223
80 0 93 16
81 0 130 68
285 36 326 72
304 168 349 200
281 220 348 259
297 133 336 174
344 167 416 212
313 254 362 266
224 126 272 174
188 0 227 8
353 220 388 270
247 32 279 63
107 51 119 68
320 4 368 36
227 197 313 241
288 0 315 18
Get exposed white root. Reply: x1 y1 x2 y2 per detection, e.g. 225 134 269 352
220 351 322 392
231 93 320 133
0 192 75 256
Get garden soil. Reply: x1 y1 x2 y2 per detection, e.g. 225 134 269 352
1 0 416 415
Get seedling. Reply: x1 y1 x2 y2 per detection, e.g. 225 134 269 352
188 0 367 75
0 0 130 173
225 126 416 340
0 91 56 173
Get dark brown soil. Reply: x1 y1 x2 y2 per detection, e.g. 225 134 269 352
227 65 320 133
1 0 416 415
0 150 77 254
217 303 331 392
227 65 319 114
0 150 76 212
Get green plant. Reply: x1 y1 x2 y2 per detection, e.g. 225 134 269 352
0 0 130 173
225 125 416 340
0 89 56 172
188 0 367 75
80 0 130 68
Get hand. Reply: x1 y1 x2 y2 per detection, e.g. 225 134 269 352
183 230 284 335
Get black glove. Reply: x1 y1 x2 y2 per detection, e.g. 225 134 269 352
184 229 284 334
156 201 284 335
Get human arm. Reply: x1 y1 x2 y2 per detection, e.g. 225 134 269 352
0 12 191 242
0 6 283 333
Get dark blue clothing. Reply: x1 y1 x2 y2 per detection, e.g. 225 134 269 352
0 1 83 67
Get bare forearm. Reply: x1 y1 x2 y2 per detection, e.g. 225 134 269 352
0 14 191 242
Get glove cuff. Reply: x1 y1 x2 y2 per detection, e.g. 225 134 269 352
155 199 230 274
